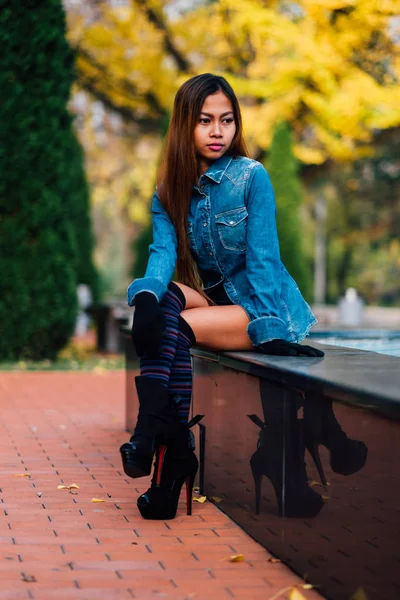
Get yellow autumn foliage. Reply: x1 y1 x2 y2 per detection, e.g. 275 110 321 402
67 0 400 163
64 0 400 241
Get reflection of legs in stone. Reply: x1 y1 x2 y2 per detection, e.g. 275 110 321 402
303 393 368 479
248 381 324 518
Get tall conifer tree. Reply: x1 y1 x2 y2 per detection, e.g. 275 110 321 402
0 0 96 359
65 131 99 301
265 123 312 301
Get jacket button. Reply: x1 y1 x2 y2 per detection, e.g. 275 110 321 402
209 252 213 256
203 223 207 227
229 220 234 224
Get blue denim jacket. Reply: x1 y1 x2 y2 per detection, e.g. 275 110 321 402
127 154 317 345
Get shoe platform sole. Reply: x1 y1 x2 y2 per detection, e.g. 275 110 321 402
137 507 177 520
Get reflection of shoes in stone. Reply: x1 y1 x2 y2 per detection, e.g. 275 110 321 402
300 426 328 487
303 395 368 479
248 414 324 518
120 376 182 479
137 415 203 520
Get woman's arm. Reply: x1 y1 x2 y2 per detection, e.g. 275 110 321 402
127 189 177 306
245 163 288 345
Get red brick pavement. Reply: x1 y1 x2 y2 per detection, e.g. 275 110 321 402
0 372 325 600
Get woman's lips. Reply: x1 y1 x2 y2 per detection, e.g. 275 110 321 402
207 144 224 151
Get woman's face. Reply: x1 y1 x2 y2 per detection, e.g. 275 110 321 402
194 91 236 174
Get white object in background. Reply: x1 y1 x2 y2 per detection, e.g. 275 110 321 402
75 284 93 336
337 288 364 326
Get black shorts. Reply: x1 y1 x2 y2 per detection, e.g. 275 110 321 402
206 282 234 306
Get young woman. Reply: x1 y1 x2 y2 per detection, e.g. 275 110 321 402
120 73 324 520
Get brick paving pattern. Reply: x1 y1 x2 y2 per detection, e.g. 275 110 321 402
0 372 325 600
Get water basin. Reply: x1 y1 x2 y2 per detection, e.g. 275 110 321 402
309 330 400 357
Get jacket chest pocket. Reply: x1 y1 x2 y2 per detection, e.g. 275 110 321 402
215 207 248 252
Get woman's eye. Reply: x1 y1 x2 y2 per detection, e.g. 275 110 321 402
223 118 234 124
199 118 210 124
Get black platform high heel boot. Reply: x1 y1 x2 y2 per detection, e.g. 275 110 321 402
137 415 204 520
303 393 368 480
248 413 324 518
120 376 183 479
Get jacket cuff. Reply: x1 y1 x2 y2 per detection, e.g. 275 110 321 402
247 316 289 346
127 278 167 306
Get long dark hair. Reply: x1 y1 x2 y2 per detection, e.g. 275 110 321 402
157 73 249 299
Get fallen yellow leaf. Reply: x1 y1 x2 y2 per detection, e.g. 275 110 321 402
230 554 244 562
91 498 105 503
267 586 293 600
288 588 308 600
57 484 80 490
350 587 368 600
310 480 330 488
193 496 207 503
14 473 30 477
268 583 317 600
210 496 222 503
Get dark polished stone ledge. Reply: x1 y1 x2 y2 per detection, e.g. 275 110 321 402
191 343 400 419
189 343 400 600
122 328 400 600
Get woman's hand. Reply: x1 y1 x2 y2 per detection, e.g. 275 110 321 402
258 339 324 357
131 292 166 358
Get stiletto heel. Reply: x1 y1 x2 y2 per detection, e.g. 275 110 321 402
186 472 196 515
250 459 263 515
198 423 206 495
305 438 327 487
137 416 203 520
137 454 198 520
248 413 324 518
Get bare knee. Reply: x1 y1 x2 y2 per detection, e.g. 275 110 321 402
173 281 209 310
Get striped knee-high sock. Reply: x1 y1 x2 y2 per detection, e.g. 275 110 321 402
168 316 196 424
139 283 186 387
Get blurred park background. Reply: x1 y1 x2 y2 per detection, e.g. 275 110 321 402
1 0 399 364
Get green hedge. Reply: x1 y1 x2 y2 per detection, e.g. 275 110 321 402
0 0 96 360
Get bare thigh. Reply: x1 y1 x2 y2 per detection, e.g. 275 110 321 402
174 282 253 351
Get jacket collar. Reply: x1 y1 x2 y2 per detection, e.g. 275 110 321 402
201 154 233 184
